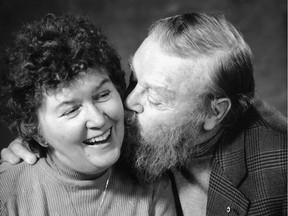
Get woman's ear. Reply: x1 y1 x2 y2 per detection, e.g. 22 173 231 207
33 135 48 148
203 98 231 131
34 125 49 148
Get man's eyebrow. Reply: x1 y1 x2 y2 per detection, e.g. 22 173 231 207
55 78 110 110
151 86 176 100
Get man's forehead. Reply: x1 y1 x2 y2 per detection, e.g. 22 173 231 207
129 39 213 96
152 86 176 99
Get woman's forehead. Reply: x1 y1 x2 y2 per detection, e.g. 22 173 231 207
44 70 110 97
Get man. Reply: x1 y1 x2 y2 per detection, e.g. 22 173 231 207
1 12 287 215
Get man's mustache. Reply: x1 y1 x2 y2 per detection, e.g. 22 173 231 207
124 110 138 127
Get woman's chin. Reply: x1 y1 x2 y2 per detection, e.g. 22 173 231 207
87 149 121 173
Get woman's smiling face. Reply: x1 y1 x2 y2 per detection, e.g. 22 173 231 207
37 68 124 175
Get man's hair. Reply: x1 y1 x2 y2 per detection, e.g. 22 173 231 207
148 12 255 126
0 14 126 155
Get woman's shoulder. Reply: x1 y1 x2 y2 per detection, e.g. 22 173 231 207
0 161 32 178
0 160 43 200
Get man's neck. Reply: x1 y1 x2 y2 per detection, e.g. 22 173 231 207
174 155 213 216
189 125 223 159
173 126 224 216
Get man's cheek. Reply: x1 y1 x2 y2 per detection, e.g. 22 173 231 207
137 117 149 131
139 121 158 138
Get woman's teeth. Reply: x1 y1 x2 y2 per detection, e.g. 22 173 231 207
84 129 111 145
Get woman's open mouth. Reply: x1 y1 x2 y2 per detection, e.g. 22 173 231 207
83 128 111 145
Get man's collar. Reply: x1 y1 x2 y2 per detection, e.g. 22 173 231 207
213 129 247 188
190 128 224 158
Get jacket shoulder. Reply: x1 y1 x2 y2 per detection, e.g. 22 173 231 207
252 100 287 134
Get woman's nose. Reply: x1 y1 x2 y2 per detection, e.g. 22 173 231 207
85 105 106 129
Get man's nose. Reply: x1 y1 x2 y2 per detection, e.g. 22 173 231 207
85 105 106 129
124 88 144 114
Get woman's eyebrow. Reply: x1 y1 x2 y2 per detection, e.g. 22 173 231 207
92 77 111 91
55 77 111 110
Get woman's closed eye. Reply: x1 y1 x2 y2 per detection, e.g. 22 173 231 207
93 90 111 102
62 106 81 117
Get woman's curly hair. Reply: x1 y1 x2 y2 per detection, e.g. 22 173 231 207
0 14 126 155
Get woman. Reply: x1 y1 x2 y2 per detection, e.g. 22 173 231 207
0 14 176 215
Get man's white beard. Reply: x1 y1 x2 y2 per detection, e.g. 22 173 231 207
123 112 205 183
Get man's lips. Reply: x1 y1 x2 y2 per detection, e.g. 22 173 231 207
83 128 111 145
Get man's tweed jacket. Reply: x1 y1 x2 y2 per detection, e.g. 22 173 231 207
172 100 287 216
207 100 287 215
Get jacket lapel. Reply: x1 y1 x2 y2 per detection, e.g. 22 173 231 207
206 130 250 216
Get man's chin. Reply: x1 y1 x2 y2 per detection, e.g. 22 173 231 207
123 111 202 183
123 130 180 183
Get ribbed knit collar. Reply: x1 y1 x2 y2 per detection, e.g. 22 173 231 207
42 154 110 187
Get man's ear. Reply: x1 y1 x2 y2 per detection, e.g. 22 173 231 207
203 98 231 131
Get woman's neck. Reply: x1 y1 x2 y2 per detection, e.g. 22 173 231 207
47 152 108 181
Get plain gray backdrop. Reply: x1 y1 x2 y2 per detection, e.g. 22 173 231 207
0 0 286 151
